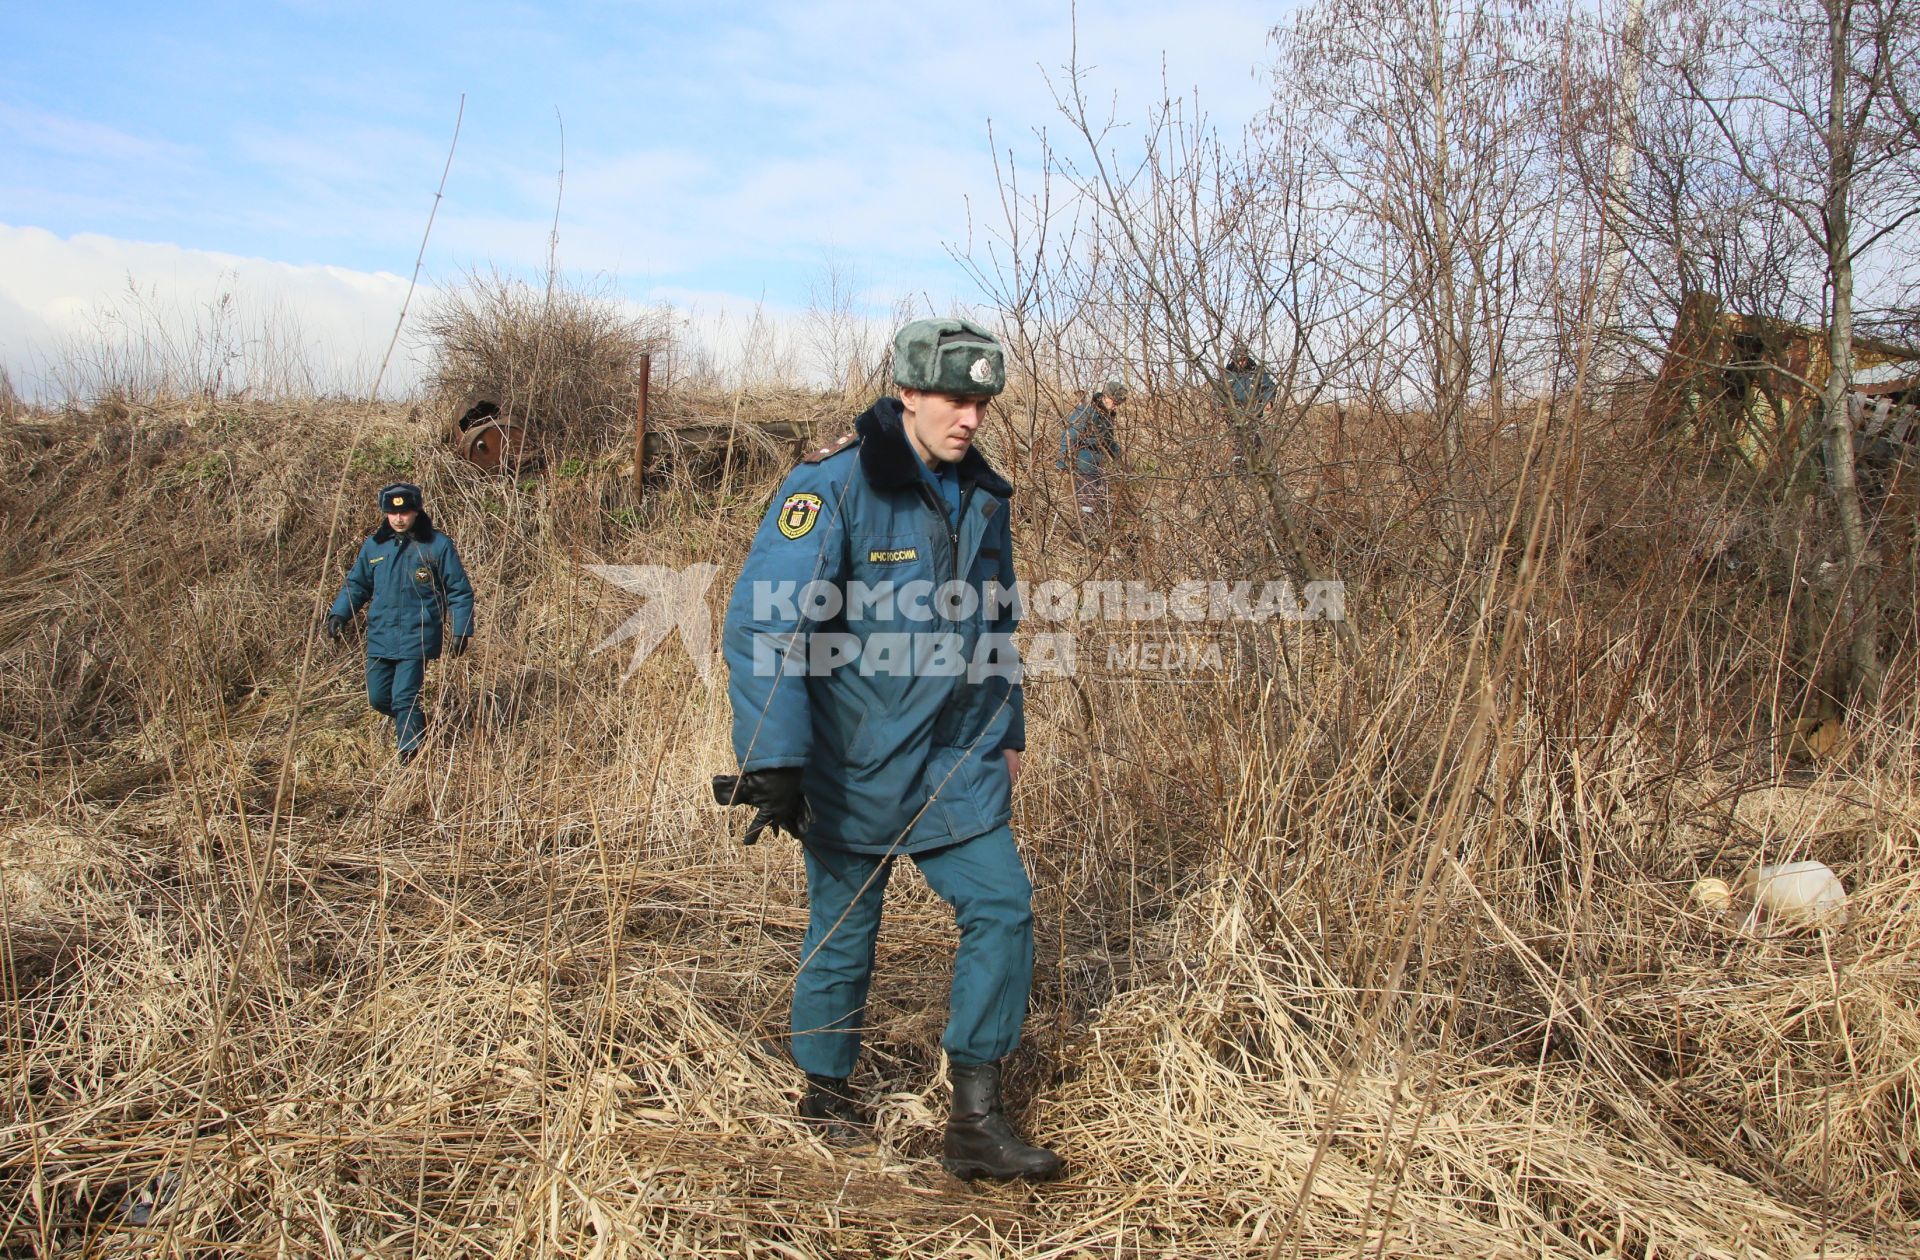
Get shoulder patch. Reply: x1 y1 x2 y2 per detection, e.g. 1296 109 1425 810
777 492 825 539
802 431 859 464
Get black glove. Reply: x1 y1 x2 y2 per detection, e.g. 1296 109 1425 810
324 614 348 644
447 634 471 658
711 768 810 845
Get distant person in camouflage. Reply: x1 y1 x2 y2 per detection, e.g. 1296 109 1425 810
1057 380 1127 525
325 483 475 762
1221 339 1277 467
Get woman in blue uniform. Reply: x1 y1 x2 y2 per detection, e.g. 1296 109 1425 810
326 483 475 761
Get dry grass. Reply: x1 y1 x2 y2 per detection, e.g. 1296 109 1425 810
2 390 1917 1257
0 368 22 423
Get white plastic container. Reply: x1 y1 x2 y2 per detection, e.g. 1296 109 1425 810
1744 860 1849 929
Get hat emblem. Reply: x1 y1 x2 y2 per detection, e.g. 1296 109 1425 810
969 356 994 384
390 496 406 507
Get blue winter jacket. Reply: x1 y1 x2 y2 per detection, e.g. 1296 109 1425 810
1058 402 1121 475
1224 362 1277 413
722 399 1024 855
329 516 475 660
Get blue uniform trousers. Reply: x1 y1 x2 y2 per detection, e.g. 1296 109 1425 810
791 824 1035 1079
366 656 427 753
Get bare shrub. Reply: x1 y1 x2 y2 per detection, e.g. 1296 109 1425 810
420 270 671 454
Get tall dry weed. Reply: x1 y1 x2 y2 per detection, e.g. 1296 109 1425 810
1 389 1916 1256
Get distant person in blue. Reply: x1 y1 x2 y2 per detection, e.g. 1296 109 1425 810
718 318 1062 1181
1222 338 1278 467
326 483 474 762
1057 380 1127 525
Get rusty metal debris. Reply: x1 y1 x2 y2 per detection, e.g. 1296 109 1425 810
457 417 529 472
633 355 650 502
452 397 531 472
452 356 814 482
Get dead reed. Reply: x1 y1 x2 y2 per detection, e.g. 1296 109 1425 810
1 388 1915 1257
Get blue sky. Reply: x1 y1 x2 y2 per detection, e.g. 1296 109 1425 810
0 1 1284 393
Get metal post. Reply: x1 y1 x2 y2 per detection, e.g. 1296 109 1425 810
634 353 652 503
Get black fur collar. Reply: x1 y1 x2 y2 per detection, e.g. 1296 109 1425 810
853 398 1012 498
373 512 436 543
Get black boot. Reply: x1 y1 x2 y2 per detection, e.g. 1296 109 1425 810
798 1073 871 1148
942 1059 1063 1181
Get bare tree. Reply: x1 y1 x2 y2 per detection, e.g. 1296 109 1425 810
962 48 1369 636
1646 0 1920 704
1281 0 1562 456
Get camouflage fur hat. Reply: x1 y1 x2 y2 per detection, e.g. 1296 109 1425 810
1097 379 1129 402
892 318 1005 396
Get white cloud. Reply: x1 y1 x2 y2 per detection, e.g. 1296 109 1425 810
0 224 425 400
0 226 899 401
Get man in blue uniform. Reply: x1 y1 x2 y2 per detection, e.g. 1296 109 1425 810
1221 338 1277 466
1058 380 1126 524
326 483 475 761
720 318 1061 1181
